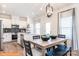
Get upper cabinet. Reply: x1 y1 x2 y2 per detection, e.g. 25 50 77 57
19 17 27 28
0 14 27 29
3 19 11 28
0 14 11 28
19 20 27 28
11 16 19 25
11 16 27 28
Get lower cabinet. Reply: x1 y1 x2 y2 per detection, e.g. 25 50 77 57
3 33 12 42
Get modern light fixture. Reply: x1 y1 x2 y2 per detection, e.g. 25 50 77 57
46 3 53 17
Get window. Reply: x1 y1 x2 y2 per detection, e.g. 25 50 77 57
46 23 51 34
59 9 73 39
35 23 40 35
30 24 33 34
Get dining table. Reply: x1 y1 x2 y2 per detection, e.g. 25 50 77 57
27 38 67 56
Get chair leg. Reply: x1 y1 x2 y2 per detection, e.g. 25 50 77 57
70 50 72 56
66 54 67 56
53 46 55 49
70 47 72 56
33 44 36 48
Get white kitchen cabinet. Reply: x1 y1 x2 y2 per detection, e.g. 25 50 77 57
2 19 11 28
3 33 12 42
19 20 27 28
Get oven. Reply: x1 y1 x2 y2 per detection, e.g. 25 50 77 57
12 34 18 40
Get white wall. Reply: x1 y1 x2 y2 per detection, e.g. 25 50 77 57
32 4 79 36
32 8 58 35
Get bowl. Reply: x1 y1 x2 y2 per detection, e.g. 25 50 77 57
50 36 57 39
41 35 50 41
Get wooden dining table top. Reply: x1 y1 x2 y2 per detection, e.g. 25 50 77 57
26 38 67 48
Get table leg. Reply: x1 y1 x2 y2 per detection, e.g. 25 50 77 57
42 48 45 56
33 44 35 48
64 41 67 46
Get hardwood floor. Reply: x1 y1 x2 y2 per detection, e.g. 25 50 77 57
0 42 24 56
0 42 79 56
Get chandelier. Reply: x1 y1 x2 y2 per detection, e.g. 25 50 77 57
46 3 53 17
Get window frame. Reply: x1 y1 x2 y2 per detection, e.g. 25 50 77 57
58 8 75 39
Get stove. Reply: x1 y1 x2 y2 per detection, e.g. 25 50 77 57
12 34 18 40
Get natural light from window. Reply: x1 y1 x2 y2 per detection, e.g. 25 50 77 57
59 16 72 39
35 23 40 35
46 23 51 34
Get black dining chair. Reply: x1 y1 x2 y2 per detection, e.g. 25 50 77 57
46 45 72 56
46 34 72 56
58 34 65 38
57 34 71 56
32 35 41 49
23 39 33 56
23 39 42 56
58 34 67 45
33 35 40 39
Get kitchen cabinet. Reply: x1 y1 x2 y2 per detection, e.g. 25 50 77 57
2 19 11 28
3 33 12 42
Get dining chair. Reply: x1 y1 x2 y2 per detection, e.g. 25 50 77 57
58 34 67 46
32 35 41 49
46 45 72 56
54 45 72 56
23 39 33 56
33 35 40 39
46 34 66 53
57 34 71 56
20 34 25 48
23 39 41 56
58 34 65 38
46 40 72 56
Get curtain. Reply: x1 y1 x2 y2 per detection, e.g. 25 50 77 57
72 8 79 50
59 8 79 50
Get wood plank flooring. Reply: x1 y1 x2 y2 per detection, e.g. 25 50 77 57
0 42 79 56
0 42 24 56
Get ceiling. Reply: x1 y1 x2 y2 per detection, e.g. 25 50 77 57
0 3 72 18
